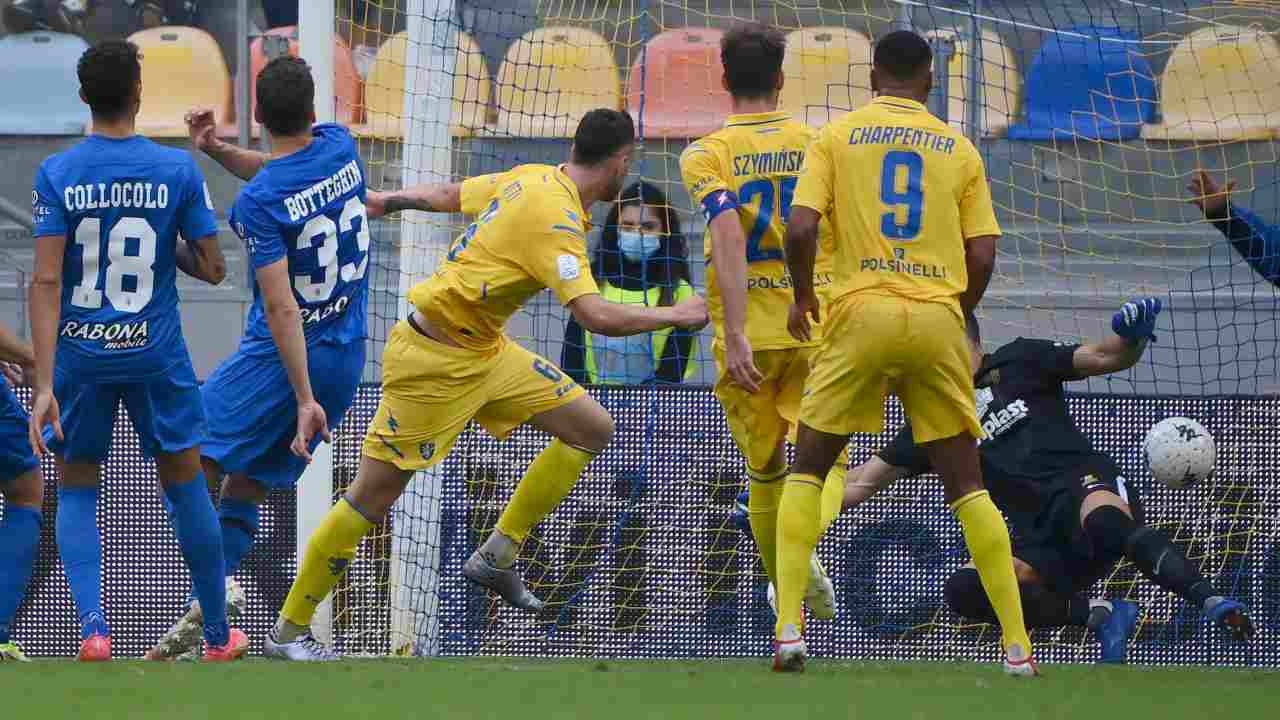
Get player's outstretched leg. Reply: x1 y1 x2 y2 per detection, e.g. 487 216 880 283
926 434 1036 676
267 454 405 661
0 468 43 663
147 463 252 661
1081 496 1254 641
156 449 246 662
56 463 111 661
466 396 612 613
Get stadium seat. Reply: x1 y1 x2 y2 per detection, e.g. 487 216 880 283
358 30 492 139
924 28 1021 137
627 28 731 138
1142 25 1280 141
248 26 362 126
494 26 617 138
779 27 872 127
130 26 232 138
1006 26 1156 141
0 31 89 135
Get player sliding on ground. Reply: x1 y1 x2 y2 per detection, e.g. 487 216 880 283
842 302 1255 660
266 108 707 660
678 24 842 622
774 30 1033 674
0 325 44 662
28 40 244 662
148 56 391 660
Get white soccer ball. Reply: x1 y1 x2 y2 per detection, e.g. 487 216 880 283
1143 417 1216 489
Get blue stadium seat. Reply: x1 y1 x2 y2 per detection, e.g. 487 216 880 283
0 32 89 135
1007 27 1155 141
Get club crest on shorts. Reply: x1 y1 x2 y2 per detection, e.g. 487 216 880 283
419 440 435 460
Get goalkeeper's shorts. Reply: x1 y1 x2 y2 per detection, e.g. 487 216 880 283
799 293 982 443
713 344 813 472
363 319 584 471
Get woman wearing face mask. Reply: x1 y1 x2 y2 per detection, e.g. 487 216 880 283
562 181 700 385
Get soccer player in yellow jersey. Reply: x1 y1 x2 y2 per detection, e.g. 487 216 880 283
775 31 1036 675
264 109 708 660
679 25 845 622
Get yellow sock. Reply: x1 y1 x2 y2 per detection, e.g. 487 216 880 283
819 449 848 535
496 439 594 544
747 465 787 585
951 490 1033 655
775 474 822 637
280 497 375 627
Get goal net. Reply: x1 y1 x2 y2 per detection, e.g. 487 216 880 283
315 0 1279 665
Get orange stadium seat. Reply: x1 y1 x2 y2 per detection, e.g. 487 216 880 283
1142 25 1280 141
626 28 731 138
924 28 1021 137
248 26 362 126
129 26 231 137
779 27 872 127
494 27 619 138
357 30 491 139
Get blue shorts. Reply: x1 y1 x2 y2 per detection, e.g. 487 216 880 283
0 382 38 483
201 339 365 491
47 361 206 462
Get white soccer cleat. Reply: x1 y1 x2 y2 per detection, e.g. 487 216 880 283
145 577 247 661
765 552 836 621
1003 643 1039 677
772 623 807 673
263 629 340 662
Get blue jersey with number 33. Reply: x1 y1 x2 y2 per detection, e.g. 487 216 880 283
230 124 370 357
32 135 218 380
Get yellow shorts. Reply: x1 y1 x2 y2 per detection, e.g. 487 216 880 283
799 294 981 444
363 320 585 470
714 344 814 472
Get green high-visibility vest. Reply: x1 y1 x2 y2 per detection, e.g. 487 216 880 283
584 281 698 384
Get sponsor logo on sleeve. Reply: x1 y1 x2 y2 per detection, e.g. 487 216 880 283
558 254 580 281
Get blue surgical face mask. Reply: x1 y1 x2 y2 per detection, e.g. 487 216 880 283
617 229 661 262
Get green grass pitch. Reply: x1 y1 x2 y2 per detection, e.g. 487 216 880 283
3 659 1271 719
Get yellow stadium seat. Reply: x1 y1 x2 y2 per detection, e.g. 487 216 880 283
357 30 491 139
129 26 231 137
924 28 1021 137
780 27 872 127
494 27 620 138
1142 25 1280 141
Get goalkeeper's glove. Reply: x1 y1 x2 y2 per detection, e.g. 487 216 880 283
1112 297 1162 344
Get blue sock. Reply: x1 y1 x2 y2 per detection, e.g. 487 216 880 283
219 498 259 577
56 485 108 637
163 473 229 647
0 505 41 644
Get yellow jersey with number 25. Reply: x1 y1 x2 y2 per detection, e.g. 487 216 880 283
409 164 600 352
792 96 1000 319
680 111 835 352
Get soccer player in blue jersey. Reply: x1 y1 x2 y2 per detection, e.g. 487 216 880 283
0 325 43 663
28 40 245 662
148 55 379 660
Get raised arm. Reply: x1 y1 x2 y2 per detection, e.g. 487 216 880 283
1070 297 1160 378
567 293 707 337
187 108 268 181
367 182 464 220
1187 170 1280 285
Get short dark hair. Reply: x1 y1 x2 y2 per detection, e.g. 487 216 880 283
721 24 786 99
78 41 142 118
964 311 981 346
571 109 635 166
874 30 933 82
257 56 314 136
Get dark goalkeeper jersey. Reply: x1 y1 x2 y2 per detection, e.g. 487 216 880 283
878 338 1121 519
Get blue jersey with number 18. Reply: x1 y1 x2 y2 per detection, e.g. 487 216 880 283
32 135 218 381
230 123 369 357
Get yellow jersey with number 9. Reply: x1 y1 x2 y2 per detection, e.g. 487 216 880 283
409 164 599 352
792 96 1000 319
680 111 835 352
